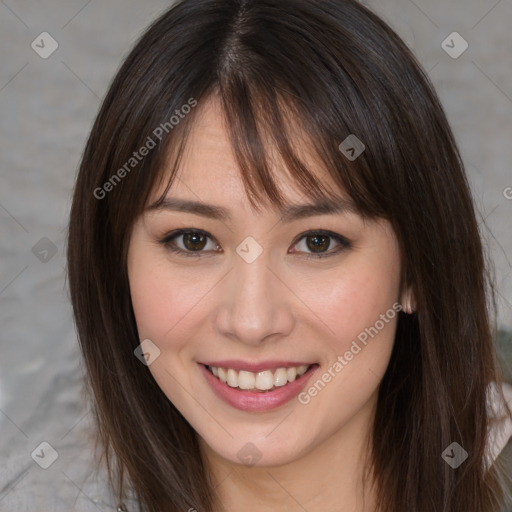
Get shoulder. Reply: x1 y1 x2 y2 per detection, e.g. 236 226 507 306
485 381 512 467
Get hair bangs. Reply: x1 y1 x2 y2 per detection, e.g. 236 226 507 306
152 82 381 222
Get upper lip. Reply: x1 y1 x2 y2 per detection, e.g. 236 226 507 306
199 360 316 373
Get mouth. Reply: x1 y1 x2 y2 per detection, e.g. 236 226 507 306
198 362 320 412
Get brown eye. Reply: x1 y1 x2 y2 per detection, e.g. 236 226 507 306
305 234 331 253
182 232 208 251
291 230 351 259
159 229 219 257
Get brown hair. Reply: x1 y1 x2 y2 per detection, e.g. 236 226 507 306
66 0 512 510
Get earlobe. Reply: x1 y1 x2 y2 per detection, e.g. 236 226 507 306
400 289 416 314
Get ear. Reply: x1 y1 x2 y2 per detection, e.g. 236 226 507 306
399 287 416 314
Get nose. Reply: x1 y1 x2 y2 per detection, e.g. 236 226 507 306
214 251 295 346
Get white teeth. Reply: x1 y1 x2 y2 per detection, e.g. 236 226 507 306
255 370 274 390
226 368 238 388
207 364 312 391
273 368 288 387
217 367 227 383
297 365 308 376
238 370 255 390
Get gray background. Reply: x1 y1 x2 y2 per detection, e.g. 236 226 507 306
0 0 511 510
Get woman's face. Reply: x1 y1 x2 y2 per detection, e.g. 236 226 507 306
127 96 405 468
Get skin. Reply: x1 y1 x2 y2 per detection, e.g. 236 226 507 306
127 95 414 512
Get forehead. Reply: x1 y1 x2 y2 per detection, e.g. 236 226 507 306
151 94 348 210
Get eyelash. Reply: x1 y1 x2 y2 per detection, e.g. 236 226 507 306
157 229 351 260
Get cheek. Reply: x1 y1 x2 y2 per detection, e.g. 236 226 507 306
128 256 173 339
309 259 400 352
295 279 399 436
128 244 215 345
299 257 401 421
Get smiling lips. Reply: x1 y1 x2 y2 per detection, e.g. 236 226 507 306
199 361 319 412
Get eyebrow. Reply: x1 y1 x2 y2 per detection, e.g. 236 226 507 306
145 196 357 222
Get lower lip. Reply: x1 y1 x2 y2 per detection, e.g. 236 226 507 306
199 363 319 412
